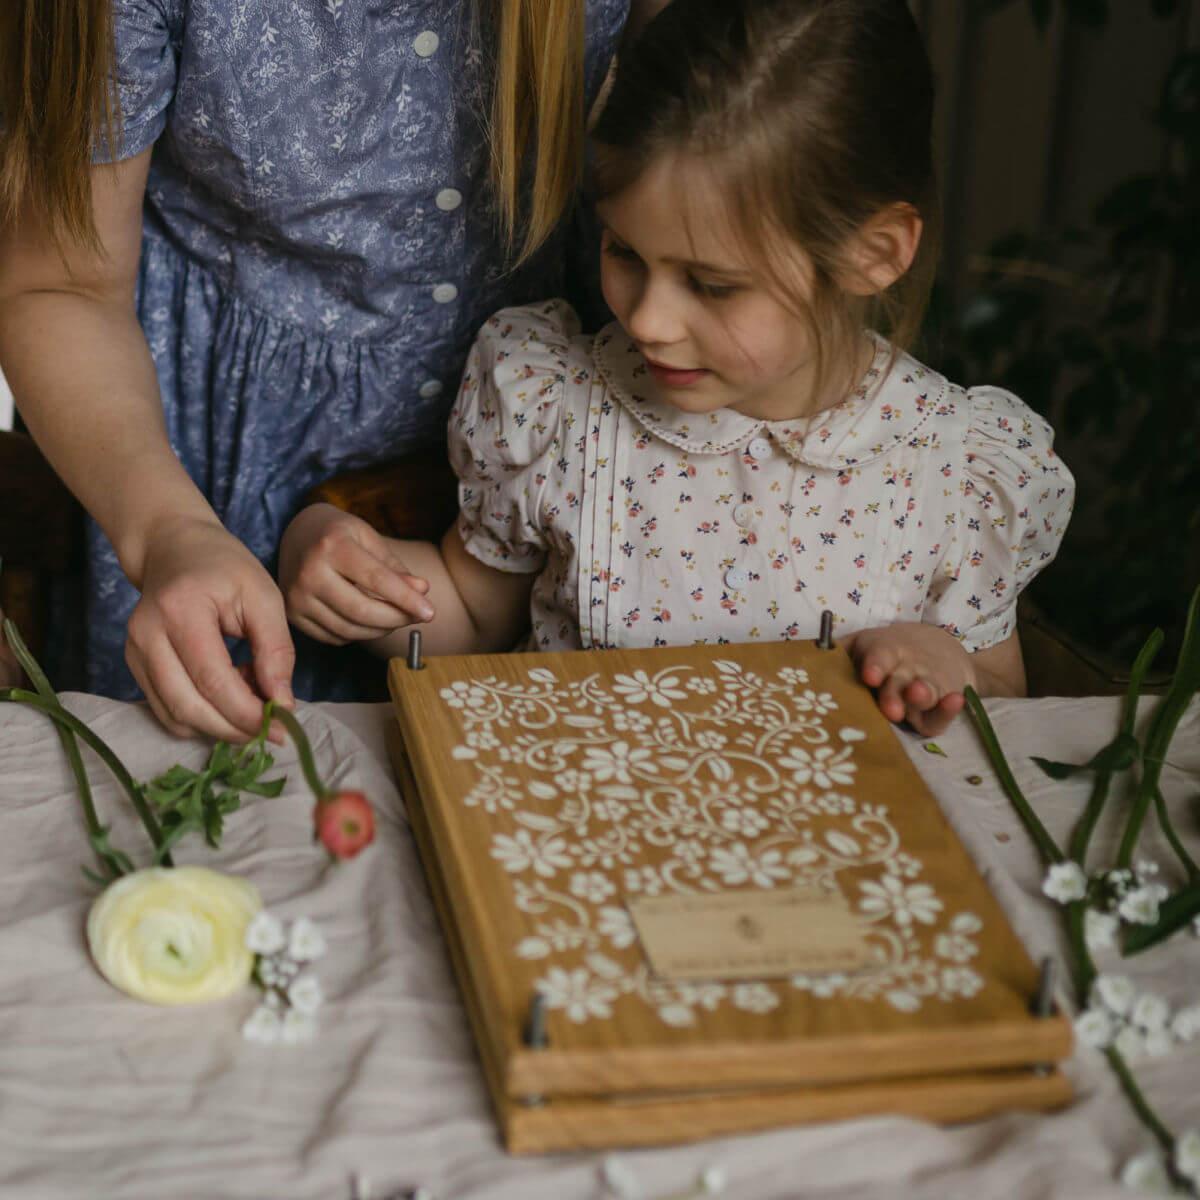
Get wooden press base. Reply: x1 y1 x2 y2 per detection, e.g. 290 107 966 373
389 727 1073 1156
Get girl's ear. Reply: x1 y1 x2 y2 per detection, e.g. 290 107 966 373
839 203 924 296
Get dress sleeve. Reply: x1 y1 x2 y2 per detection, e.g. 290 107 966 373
923 386 1075 652
448 300 581 574
95 0 182 162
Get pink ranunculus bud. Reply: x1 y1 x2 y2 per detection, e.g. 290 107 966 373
313 791 375 861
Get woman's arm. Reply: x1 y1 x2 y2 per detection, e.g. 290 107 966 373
0 153 295 739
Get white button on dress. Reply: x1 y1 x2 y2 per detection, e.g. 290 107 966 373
413 30 440 57
435 188 463 211
419 379 444 399
724 566 750 590
747 436 772 460
732 503 755 527
432 283 458 304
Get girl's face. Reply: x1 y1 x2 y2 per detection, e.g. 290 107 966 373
597 155 831 422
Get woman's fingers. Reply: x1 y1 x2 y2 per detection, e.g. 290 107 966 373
239 587 296 708
127 617 261 743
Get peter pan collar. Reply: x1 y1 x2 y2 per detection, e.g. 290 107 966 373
592 323 949 468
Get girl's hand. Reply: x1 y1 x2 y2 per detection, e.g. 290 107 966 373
840 622 973 736
279 504 435 646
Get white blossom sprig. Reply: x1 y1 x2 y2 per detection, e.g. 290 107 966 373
599 1156 727 1200
242 912 327 1045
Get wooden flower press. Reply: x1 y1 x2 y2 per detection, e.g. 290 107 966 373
387 633 1072 1154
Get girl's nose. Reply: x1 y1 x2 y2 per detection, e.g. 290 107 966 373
625 275 686 349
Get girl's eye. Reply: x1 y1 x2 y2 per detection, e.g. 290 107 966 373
688 276 739 300
603 240 641 263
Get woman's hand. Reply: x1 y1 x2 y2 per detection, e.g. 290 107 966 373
841 622 975 736
279 504 434 646
126 518 296 742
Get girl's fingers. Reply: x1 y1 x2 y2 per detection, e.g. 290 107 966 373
902 676 941 711
329 540 435 622
876 666 915 724
907 692 966 737
305 594 415 644
858 643 900 690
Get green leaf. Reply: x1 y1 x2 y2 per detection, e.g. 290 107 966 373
1122 883 1200 955
1031 731 1141 779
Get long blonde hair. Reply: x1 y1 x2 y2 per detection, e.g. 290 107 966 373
487 0 587 265
0 0 118 250
1 0 587 263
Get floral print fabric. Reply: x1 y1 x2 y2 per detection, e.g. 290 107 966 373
449 300 1076 653
79 0 627 699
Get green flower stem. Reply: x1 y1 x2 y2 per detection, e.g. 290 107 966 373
967 685 1182 1161
0 688 171 865
1065 900 1094 1000
1153 785 1199 881
1069 628 1163 865
265 702 332 801
1105 1046 1175 1153
3 618 124 879
1117 585 1200 868
964 687 1064 865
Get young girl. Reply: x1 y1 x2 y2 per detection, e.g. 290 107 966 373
278 0 1074 738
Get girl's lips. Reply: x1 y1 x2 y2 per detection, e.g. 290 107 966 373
645 359 710 388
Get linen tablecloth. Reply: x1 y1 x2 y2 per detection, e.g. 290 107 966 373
1 692 1197 1200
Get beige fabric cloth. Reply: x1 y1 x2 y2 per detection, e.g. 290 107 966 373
0 693 1196 1200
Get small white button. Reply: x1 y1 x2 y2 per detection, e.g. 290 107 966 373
413 30 440 57
747 436 772 460
419 379 444 399
724 566 750 590
435 187 462 211
432 282 458 304
733 503 755 527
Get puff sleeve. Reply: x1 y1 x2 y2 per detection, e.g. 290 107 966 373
923 386 1075 652
449 300 581 573
94 0 182 163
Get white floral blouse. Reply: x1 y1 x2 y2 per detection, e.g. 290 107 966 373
447 300 1075 654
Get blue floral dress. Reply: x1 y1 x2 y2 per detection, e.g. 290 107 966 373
83 0 628 700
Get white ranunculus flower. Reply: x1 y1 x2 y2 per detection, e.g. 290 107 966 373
88 867 260 1005
1092 973 1137 1017
1073 1008 1116 1050
1041 861 1087 904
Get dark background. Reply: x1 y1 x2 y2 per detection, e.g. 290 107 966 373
915 0 1200 669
